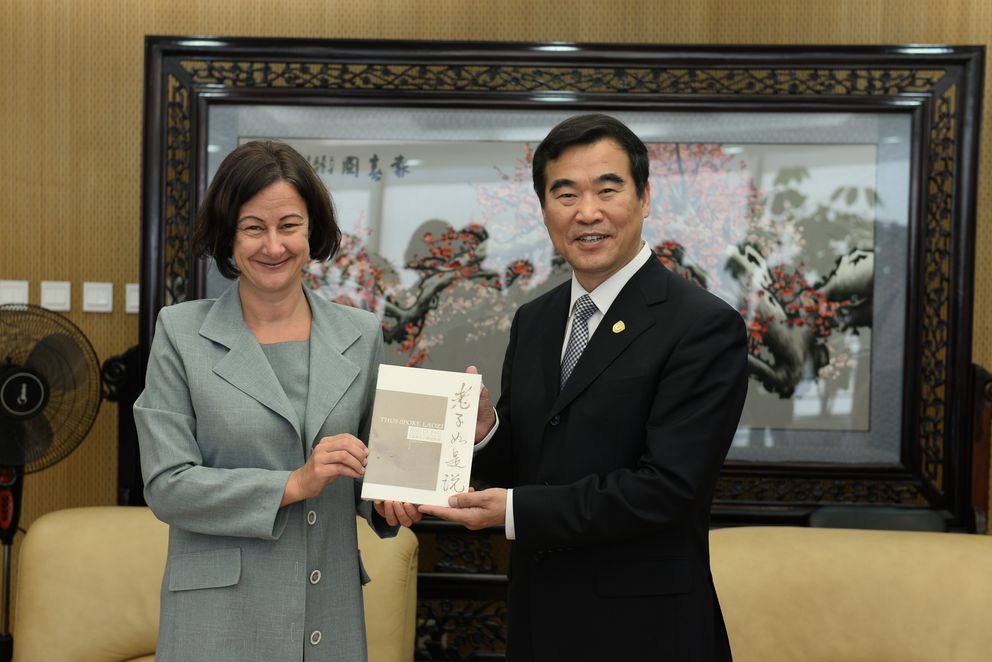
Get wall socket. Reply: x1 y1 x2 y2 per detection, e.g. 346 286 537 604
40 281 72 311
125 283 140 314
82 282 114 313
0 280 29 305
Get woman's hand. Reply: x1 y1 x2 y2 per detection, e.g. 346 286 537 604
281 434 368 506
373 500 423 527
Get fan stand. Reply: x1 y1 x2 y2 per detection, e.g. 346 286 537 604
0 465 23 662
0 543 10 660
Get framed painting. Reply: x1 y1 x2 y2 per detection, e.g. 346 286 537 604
139 38 984 531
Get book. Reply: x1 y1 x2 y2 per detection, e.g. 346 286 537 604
361 364 482 506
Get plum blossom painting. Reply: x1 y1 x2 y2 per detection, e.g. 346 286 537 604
645 143 878 434
205 106 910 463
283 138 877 434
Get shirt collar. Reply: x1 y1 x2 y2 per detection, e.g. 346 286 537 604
568 241 653 316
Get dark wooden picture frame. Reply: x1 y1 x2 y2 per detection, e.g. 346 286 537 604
139 37 984 532
135 36 987 660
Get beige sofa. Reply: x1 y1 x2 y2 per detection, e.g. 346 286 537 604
17 510 991 661
13 506 418 662
711 526 992 662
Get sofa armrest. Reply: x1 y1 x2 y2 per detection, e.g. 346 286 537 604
14 506 168 662
711 526 992 662
15 507 419 662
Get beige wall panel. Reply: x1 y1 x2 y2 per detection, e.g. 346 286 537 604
2 0 992 620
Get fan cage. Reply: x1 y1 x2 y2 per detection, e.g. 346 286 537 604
0 304 102 473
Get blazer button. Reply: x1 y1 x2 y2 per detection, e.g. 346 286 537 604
307 510 317 525
310 630 322 645
309 569 322 585
549 415 560 426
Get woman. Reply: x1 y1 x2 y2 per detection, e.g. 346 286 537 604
135 140 418 661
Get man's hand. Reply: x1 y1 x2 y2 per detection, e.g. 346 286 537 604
418 488 507 530
281 434 367 506
373 500 423 527
467 365 496 443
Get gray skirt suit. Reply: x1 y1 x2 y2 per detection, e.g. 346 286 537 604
134 282 395 662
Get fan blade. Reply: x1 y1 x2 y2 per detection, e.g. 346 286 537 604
21 414 54 465
25 333 89 392
0 419 28 465
0 415 54 466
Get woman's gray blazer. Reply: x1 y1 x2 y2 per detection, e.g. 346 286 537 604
134 282 395 662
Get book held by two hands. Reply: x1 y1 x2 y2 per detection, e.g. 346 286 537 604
361 365 482 507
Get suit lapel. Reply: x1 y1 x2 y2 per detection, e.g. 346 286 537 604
551 258 670 417
200 283 301 437
302 287 360 448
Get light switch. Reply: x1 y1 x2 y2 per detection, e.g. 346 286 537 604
125 283 140 314
0 280 29 305
82 282 113 313
40 281 71 311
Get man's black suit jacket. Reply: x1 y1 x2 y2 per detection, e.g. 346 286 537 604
475 256 748 662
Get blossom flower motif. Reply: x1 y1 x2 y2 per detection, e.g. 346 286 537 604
306 142 870 383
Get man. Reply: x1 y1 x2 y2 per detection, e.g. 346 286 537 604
421 114 748 661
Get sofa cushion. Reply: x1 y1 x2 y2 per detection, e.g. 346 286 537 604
14 507 418 662
14 506 168 662
711 526 992 662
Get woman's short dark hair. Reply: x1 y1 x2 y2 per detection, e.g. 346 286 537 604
193 140 340 279
532 114 649 207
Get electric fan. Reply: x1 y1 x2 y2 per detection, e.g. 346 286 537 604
0 303 102 661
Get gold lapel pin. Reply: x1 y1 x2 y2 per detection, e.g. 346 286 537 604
612 321 626 334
